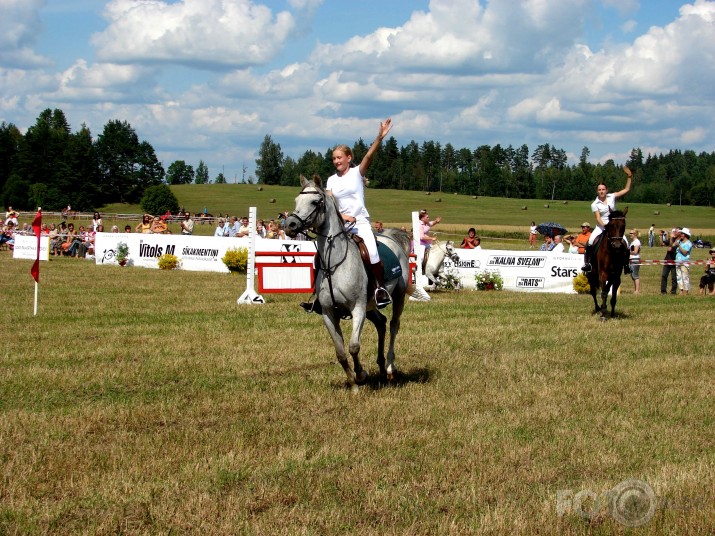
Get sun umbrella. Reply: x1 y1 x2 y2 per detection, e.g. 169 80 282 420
536 222 568 237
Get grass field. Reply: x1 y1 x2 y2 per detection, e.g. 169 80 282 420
1 232 713 533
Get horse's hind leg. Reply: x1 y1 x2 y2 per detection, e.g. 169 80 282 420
385 291 405 381
322 313 357 388
367 310 387 376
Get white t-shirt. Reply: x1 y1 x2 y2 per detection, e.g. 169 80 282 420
326 166 369 222
551 243 565 254
630 238 641 260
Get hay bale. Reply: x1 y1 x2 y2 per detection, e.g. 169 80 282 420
257 186 263 191
425 192 431 196
521 206 528 210
563 201 568 205
654 211 660 215
666 203 671 207
435 198 442 202
472 196 478 200
544 204 549 208
269 198 276 203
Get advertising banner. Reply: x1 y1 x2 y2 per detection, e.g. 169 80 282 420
94 233 317 273
12 235 50 261
444 249 581 293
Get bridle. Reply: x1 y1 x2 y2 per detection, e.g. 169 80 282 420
605 216 626 250
287 186 326 235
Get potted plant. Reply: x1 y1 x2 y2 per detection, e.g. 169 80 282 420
115 242 129 266
222 247 248 274
474 269 503 291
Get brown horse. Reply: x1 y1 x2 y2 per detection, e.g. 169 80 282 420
587 208 629 319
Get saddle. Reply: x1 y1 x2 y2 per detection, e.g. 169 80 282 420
350 234 403 282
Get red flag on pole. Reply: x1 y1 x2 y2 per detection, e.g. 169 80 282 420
31 209 42 283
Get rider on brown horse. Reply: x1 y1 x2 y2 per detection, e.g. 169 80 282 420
582 166 632 274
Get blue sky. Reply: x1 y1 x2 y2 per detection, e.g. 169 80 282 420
2 0 713 182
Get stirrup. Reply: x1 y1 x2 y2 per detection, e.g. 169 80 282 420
374 287 392 309
581 263 592 273
300 301 321 314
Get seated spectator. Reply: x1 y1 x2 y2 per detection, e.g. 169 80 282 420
111 225 119 233
136 214 152 233
460 227 480 249
124 225 132 233
60 223 78 256
237 216 251 237
256 219 267 238
550 234 565 253
698 248 715 296
68 224 85 257
266 221 286 240
0 222 15 249
214 218 228 237
540 235 554 251
150 216 169 234
78 225 100 258
227 216 239 237
50 223 64 255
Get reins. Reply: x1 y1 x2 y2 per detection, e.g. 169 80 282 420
289 186 357 309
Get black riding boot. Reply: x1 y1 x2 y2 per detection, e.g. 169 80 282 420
581 244 593 273
300 299 322 315
371 261 392 309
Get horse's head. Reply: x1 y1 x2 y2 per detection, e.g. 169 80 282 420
284 175 326 237
443 240 460 263
605 207 628 250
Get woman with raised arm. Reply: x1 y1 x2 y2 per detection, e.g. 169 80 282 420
581 166 632 273
327 118 394 308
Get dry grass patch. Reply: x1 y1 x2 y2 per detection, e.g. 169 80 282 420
1 253 713 534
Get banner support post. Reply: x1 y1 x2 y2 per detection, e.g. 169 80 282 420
238 206 265 305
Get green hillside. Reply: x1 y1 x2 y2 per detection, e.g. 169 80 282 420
102 183 715 239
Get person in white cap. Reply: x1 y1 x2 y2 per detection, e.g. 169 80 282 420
581 166 632 273
674 227 693 294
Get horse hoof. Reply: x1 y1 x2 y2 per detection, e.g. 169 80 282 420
355 369 368 385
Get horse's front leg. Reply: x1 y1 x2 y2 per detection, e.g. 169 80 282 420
322 311 356 388
610 278 620 317
367 310 387 376
600 282 611 320
349 308 368 385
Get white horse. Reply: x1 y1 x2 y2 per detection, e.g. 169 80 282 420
284 175 415 388
423 240 459 289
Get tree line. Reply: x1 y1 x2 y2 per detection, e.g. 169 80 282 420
2 108 714 211
256 135 715 206
0 109 220 212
